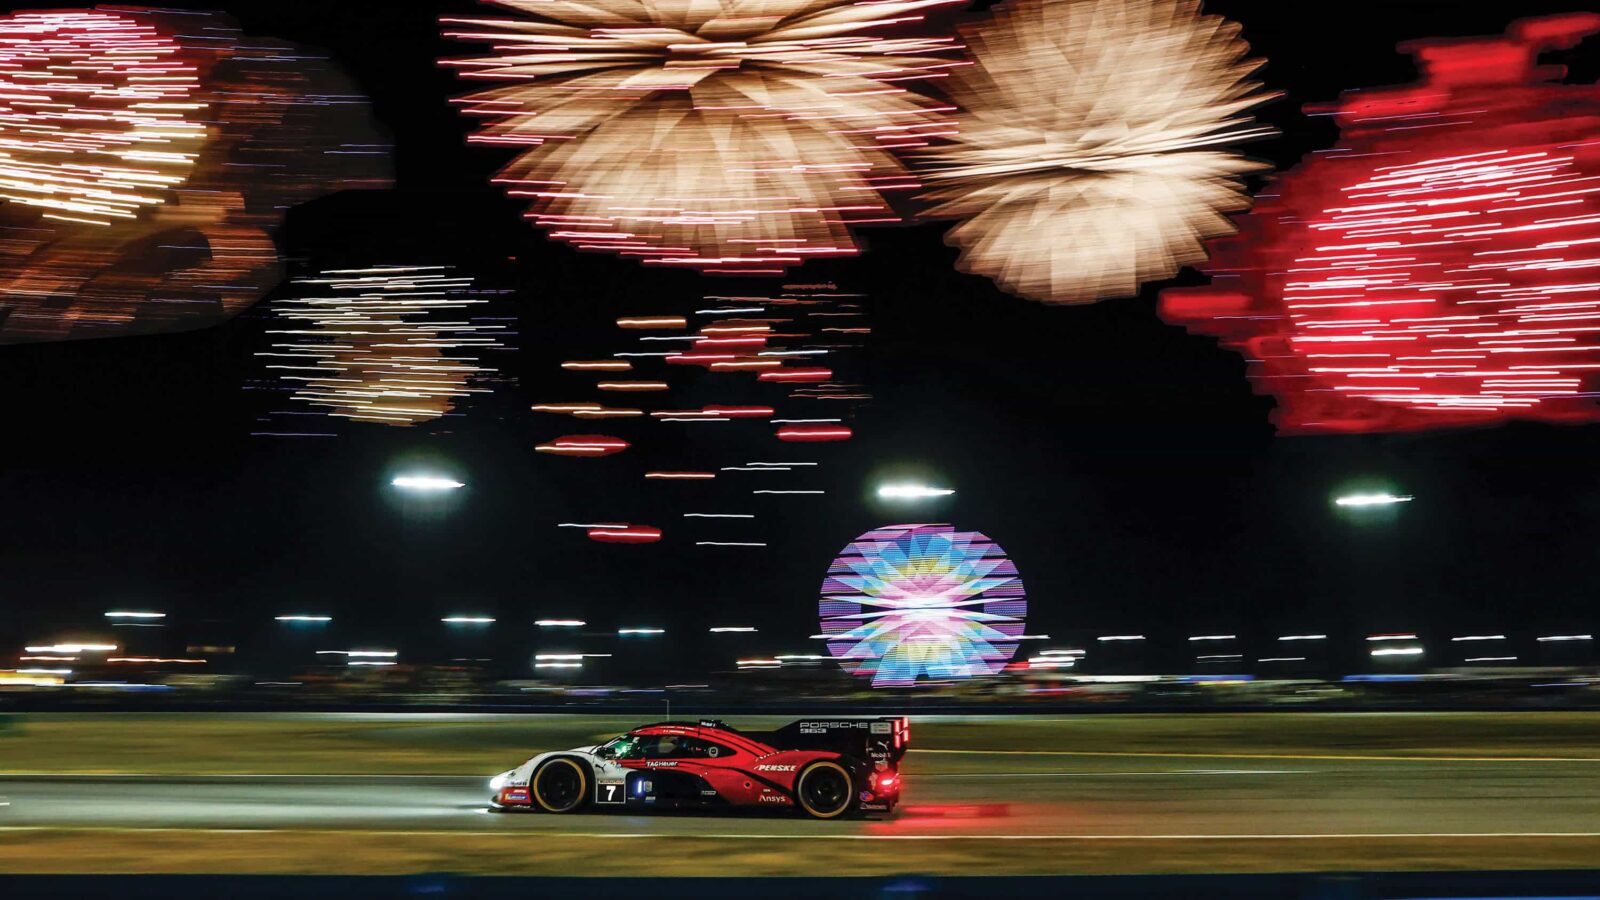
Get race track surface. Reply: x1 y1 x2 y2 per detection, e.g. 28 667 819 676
6 751 1600 838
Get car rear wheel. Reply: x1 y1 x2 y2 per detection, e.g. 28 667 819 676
531 758 589 813
795 761 854 819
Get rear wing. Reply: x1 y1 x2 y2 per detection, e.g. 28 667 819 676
762 717 910 767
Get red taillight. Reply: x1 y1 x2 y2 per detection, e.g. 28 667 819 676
877 772 898 790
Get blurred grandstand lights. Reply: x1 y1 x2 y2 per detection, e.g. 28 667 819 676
104 611 165 619
1335 492 1413 507
877 483 956 501
275 615 331 623
442 616 495 625
1279 634 1327 641
618 628 665 636
536 619 585 628
392 475 464 492
1371 647 1424 657
1538 634 1594 642
1097 635 1145 642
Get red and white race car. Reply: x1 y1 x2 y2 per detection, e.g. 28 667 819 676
489 717 908 819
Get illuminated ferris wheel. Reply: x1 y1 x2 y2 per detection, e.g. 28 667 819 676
820 524 1027 688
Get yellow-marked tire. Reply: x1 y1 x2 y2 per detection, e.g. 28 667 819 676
796 760 854 819
532 757 589 813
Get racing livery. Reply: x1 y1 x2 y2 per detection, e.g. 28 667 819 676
488 717 908 819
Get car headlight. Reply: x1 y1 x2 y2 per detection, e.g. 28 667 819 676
489 770 512 792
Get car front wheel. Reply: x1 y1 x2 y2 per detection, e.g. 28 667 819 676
531 758 589 813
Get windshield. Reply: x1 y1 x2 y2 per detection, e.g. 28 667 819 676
598 734 639 758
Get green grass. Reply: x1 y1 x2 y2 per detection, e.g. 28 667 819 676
4 711 1600 774
4 830 1600 876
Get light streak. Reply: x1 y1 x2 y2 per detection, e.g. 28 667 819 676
392 475 465 491
537 435 629 457
535 619 586 627
1336 493 1414 507
275 615 332 623
877 484 956 500
442 616 495 624
104 612 166 619
1371 647 1424 657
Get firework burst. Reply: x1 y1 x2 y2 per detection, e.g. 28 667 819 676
916 0 1275 304
442 0 964 274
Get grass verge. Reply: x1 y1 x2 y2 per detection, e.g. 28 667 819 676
5 712 1600 775
3 830 1600 876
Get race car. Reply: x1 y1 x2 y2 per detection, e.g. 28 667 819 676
488 717 908 819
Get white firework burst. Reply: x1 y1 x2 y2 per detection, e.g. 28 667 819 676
443 0 965 274
916 0 1276 304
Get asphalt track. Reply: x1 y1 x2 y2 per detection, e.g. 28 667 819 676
5 751 1600 839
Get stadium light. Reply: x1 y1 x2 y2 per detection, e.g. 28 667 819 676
877 483 956 500
1335 492 1412 507
391 475 464 492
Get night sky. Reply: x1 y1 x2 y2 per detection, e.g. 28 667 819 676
3 0 1599 678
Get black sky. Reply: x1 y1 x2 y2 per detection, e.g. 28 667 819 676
2 0 1599 678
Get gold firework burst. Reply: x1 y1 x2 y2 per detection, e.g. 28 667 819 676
442 0 964 274
917 0 1276 304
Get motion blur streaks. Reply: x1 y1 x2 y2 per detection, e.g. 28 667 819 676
539 282 871 548
255 265 509 429
0 6 391 345
441 0 963 274
1160 14 1600 433
916 0 1274 304
0 11 203 225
